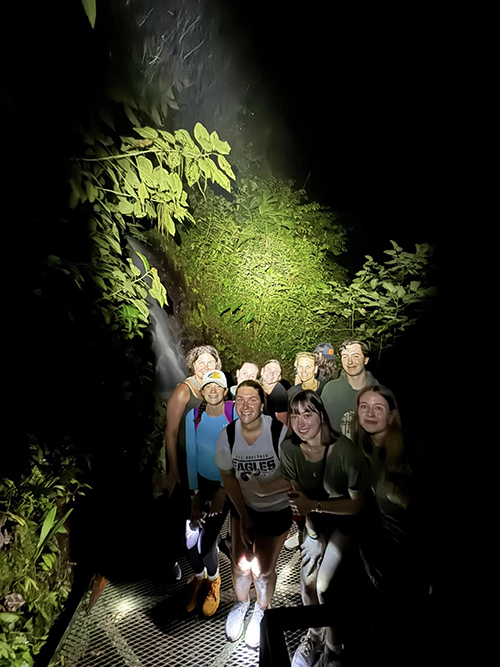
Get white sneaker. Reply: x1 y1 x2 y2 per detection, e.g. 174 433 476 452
284 532 301 551
225 600 249 641
292 631 323 667
244 602 266 649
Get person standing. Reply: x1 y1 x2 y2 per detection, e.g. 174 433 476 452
215 380 292 649
183 370 234 617
321 340 377 439
260 359 289 424
229 361 260 397
281 390 368 667
163 345 222 579
288 352 324 401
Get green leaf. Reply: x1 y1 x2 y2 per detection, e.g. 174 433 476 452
396 286 406 298
136 156 155 186
217 155 235 180
410 280 421 291
122 305 140 319
81 0 96 28
124 104 140 126
135 252 150 272
210 130 231 154
194 122 212 151
167 151 181 170
118 200 134 215
37 506 56 550
134 126 158 139
159 130 176 145
185 160 200 186
167 172 182 196
211 167 231 192
174 129 196 150
0 613 19 624
138 182 149 202
153 167 169 192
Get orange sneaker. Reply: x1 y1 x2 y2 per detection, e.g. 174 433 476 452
185 575 206 613
202 575 221 617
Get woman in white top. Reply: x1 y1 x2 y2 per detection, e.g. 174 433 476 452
215 380 292 650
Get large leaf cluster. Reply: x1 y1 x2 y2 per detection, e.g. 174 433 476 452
164 175 347 374
314 240 437 358
68 122 234 338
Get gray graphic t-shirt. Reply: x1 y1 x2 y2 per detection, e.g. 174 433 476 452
215 415 291 512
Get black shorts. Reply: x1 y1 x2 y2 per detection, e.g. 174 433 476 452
229 500 292 538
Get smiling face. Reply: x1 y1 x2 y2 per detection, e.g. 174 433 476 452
358 391 392 441
290 406 322 443
295 355 317 384
201 382 227 406
193 353 217 383
235 386 263 425
341 343 368 377
236 362 259 385
262 362 281 387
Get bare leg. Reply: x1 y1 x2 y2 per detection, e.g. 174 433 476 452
252 530 288 608
230 515 253 602
317 528 351 650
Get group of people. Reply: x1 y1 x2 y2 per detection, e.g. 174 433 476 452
162 341 422 666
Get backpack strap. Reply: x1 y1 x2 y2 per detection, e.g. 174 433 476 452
270 418 284 457
224 401 234 423
226 420 236 452
193 406 200 432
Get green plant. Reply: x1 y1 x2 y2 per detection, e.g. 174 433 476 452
153 172 347 376
66 120 234 339
0 440 89 667
314 240 437 359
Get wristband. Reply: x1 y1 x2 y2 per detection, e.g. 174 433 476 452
315 500 323 513
308 531 318 540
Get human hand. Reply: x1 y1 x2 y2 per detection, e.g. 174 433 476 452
301 533 325 576
165 468 181 496
288 491 316 516
208 488 227 517
190 495 204 528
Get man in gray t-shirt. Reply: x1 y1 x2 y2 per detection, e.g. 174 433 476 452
321 340 377 439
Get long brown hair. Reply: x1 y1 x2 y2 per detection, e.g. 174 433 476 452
352 384 410 505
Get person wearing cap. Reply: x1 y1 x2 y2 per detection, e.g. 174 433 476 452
229 361 260 398
183 370 234 617
314 343 338 384
288 352 325 401
321 340 377 440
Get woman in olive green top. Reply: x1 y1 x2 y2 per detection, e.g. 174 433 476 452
280 390 369 667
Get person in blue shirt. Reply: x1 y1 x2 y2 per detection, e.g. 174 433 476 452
184 370 234 617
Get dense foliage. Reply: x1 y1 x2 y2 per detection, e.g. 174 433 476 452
68 120 234 338
314 240 437 358
0 441 89 667
151 172 348 376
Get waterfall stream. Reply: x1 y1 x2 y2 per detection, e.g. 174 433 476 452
127 237 187 401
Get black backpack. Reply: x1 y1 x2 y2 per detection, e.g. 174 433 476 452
226 417 284 456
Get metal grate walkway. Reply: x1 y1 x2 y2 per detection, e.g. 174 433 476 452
51 523 304 667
